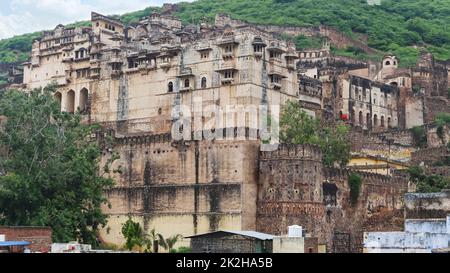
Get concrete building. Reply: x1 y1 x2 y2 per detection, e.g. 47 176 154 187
364 215 450 253
187 230 274 253
272 225 319 253
364 191 450 253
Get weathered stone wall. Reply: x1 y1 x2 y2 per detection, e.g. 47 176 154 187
404 190 450 219
349 129 415 163
424 96 450 124
323 168 408 253
99 132 260 246
256 144 325 240
256 144 409 253
411 146 449 165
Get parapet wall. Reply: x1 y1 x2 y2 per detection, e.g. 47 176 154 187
259 143 322 161
405 190 450 219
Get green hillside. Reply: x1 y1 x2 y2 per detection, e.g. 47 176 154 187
1 0 449 66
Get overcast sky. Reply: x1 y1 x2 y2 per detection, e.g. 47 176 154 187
0 0 190 40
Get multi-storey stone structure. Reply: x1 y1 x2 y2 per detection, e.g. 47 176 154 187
22 11 413 252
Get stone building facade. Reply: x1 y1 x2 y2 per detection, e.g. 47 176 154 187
21 11 416 252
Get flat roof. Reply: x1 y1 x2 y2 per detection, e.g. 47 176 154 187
186 230 274 240
0 241 30 247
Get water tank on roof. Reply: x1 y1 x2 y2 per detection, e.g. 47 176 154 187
288 225 303 237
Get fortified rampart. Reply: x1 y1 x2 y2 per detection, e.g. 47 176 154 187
98 129 260 246
256 144 409 253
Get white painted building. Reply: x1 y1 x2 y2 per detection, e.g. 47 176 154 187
364 215 450 253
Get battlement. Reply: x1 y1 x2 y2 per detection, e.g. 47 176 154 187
324 167 408 186
259 144 322 161
91 12 124 27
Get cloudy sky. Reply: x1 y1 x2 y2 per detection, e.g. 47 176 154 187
0 0 189 40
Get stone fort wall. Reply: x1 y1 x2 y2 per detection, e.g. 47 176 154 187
256 144 409 252
98 130 260 246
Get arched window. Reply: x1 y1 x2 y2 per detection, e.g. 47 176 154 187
184 79 190 88
54 92 62 111
388 117 392 128
366 113 371 128
66 90 75 113
381 116 385 128
168 82 173 92
359 111 363 126
79 88 89 113
351 109 355 124
373 114 378 127
201 77 207 89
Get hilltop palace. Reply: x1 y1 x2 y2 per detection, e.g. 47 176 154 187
21 9 449 252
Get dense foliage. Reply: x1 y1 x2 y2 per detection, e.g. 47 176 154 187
408 166 450 193
348 173 362 205
0 86 117 245
280 100 351 167
1 0 449 64
121 218 183 253
410 126 427 147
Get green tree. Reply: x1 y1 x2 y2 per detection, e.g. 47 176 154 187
121 217 144 251
280 100 351 167
410 126 427 147
0 86 117 245
320 124 351 168
348 173 362 205
408 166 450 193
158 234 183 253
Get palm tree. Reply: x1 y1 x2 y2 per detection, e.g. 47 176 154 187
147 228 161 253
158 234 182 253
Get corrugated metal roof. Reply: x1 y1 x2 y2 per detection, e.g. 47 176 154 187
186 230 274 240
0 241 30 247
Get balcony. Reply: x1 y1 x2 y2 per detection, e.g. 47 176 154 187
177 67 194 77
111 70 122 77
267 43 286 54
124 67 139 74
287 63 296 70
62 57 73 63
196 42 212 51
221 77 235 85
74 56 90 62
268 65 285 77
270 82 282 90
108 57 122 64
217 35 238 46
215 61 236 72
222 52 234 59
90 60 100 68
138 63 156 71
159 61 171 69
179 86 193 92
90 69 101 79
254 51 263 59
